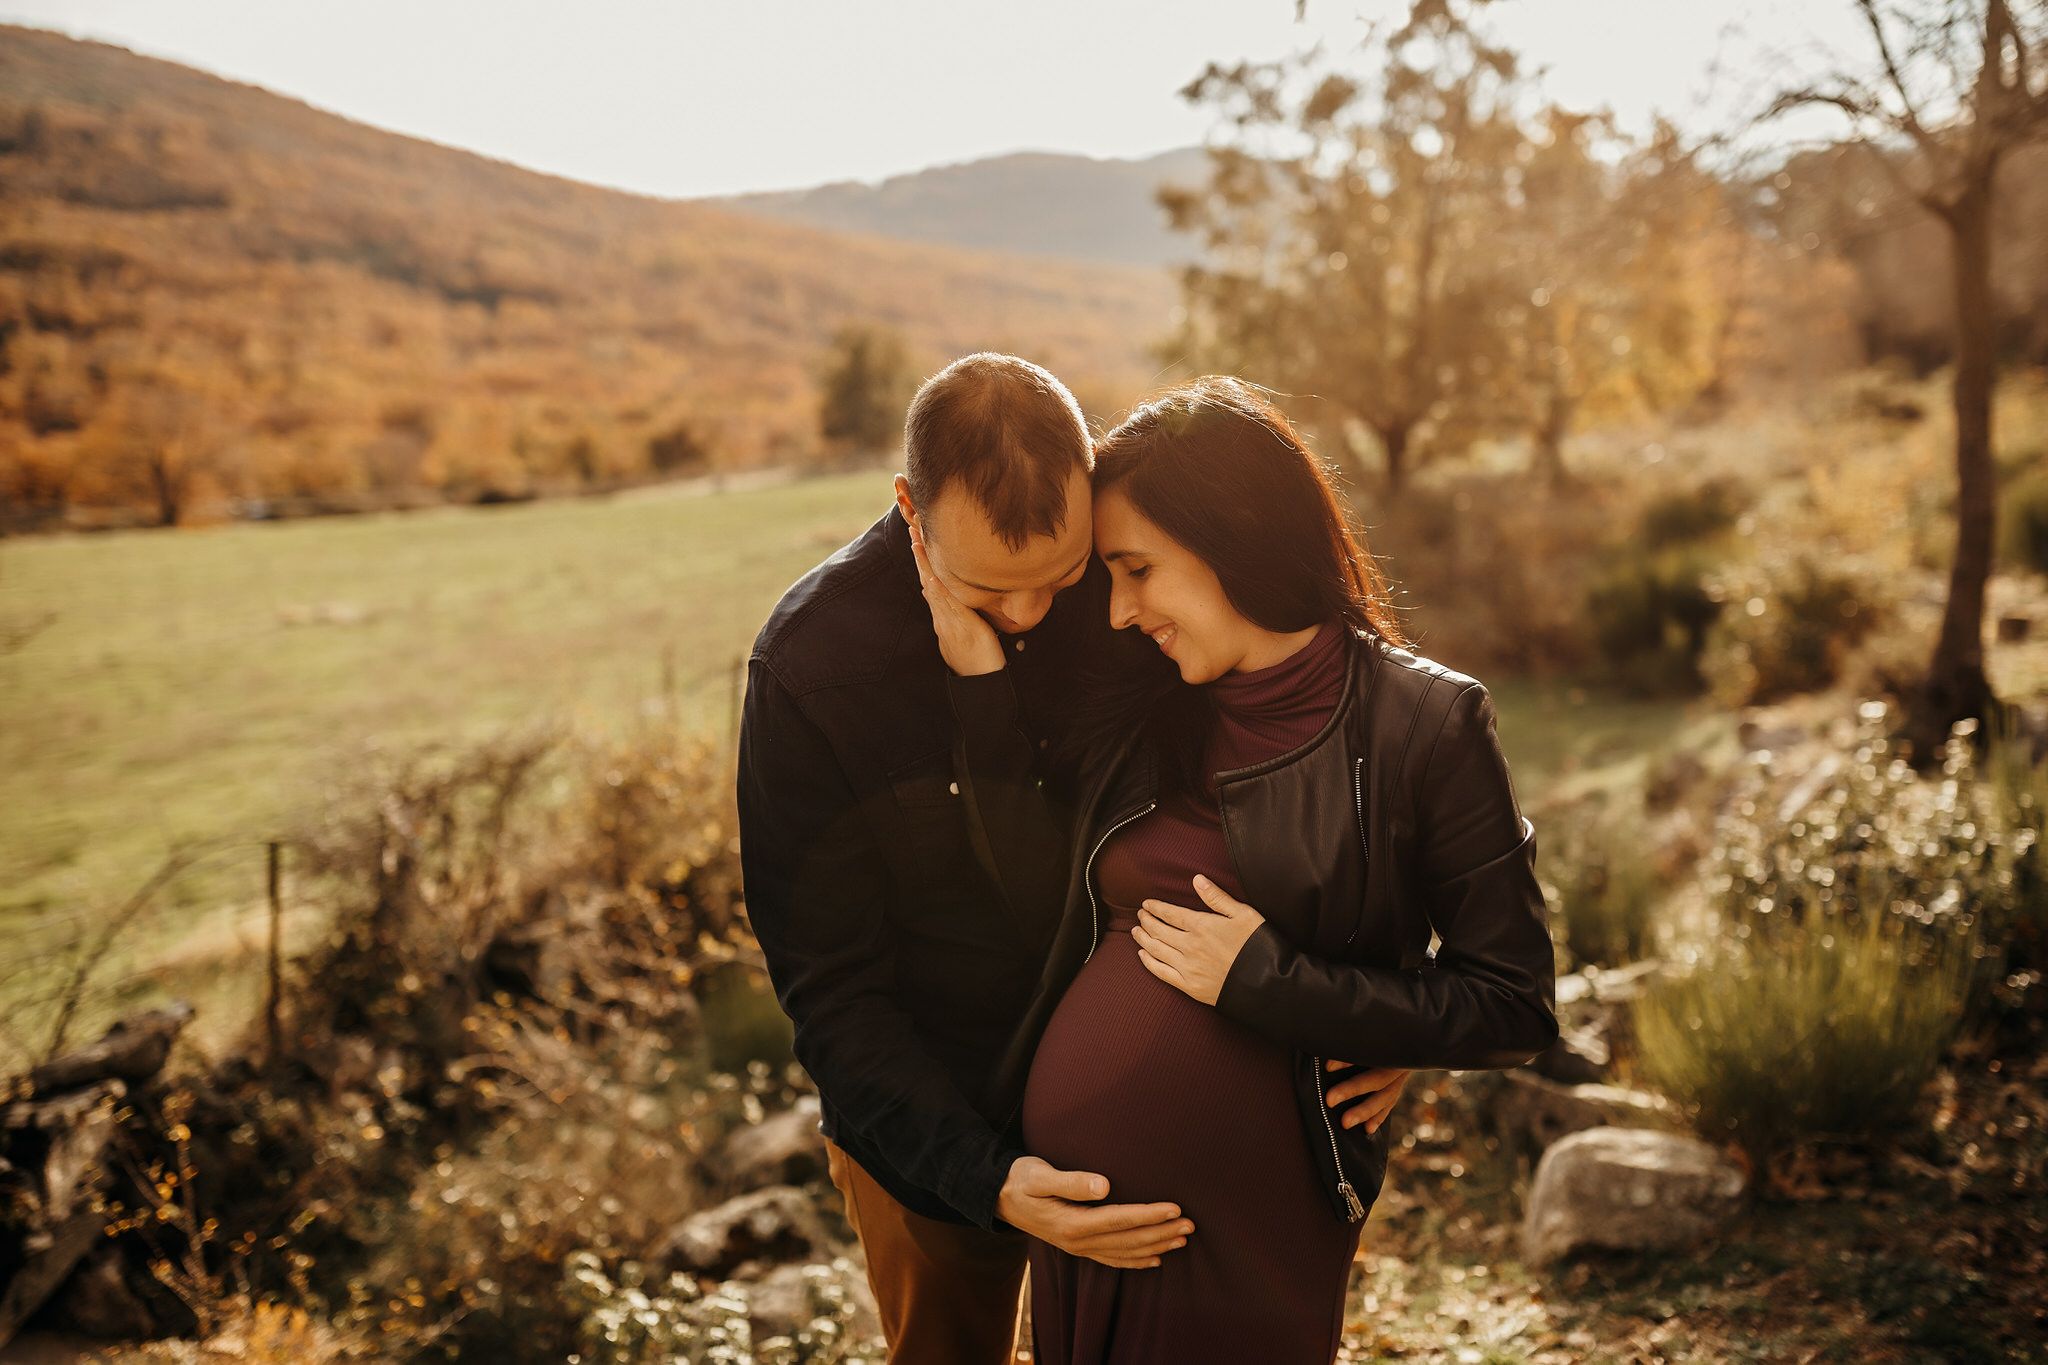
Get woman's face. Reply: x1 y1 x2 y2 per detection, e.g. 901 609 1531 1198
1095 487 1293 684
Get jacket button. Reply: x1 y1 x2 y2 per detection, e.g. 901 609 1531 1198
1014 638 1027 652
948 781 960 795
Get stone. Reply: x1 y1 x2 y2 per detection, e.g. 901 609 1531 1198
745 1262 816 1341
50 1246 155 1339
0 1081 127 1348
1493 1071 1675 1152
1522 1126 1746 1265
29 1005 192 1095
718 1096 825 1189
1527 1026 1608 1085
746 1260 880 1348
656 1187 828 1280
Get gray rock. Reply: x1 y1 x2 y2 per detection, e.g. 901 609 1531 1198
51 1246 154 1339
718 1096 825 1189
745 1260 881 1350
745 1262 817 1341
1523 1126 1746 1265
1527 1026 1608 1085
1493 1071 1675 1152
0 1081 127 1348
657 1187 828 1279
29 1005 192 1095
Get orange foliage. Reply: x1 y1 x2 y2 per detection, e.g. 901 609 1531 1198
0 26 1175 528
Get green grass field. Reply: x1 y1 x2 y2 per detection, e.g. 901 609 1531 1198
0 470 1692 1057
0 473 901 1043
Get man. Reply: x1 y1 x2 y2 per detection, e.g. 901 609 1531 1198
736 354 1405 1363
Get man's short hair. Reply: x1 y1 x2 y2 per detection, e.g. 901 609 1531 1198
903 353 1092 549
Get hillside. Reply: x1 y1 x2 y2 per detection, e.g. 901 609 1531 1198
0 27 1177 528
717 148 1209 268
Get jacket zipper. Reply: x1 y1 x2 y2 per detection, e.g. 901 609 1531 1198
1347 757 1371 947
1313 1052 1366 1221
1311 756 1373 1220
1082 801 1156 962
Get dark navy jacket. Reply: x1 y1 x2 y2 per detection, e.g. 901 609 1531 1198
736 509 1129 1228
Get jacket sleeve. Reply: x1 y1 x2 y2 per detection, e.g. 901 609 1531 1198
736 658 1026 1230
1214 681 1558 1070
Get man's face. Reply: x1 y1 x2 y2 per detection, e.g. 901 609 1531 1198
896 466 1093 635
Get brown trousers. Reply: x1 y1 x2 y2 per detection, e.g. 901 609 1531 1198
827 1140 1029 1365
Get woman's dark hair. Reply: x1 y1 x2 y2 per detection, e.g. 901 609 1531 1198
1094 377 1404 643
1062 377 1406 792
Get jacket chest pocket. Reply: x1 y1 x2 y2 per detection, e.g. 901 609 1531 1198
883 751 986 912
889 750 962 812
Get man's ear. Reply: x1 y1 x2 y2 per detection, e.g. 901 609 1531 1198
893 473 917 530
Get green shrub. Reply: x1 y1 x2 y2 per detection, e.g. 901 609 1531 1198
1699 556 1882 706
1999 469 2048 576
1546 797 1662 968
1636 907 1971 1165
1638 708 2001 1164
1583 546 1722 695
1638 479 1743 551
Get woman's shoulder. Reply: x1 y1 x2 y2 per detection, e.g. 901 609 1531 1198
1352 631 1487 710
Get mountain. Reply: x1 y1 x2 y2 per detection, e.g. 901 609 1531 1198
717 149 1210 268
0 26 1177 527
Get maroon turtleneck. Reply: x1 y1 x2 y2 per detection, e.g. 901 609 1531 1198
1096 619 1347 922
1021 618 1361 1365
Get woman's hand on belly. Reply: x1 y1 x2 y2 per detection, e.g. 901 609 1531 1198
1132 874 1266 1007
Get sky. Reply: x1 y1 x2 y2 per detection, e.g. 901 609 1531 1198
0 0 1873 199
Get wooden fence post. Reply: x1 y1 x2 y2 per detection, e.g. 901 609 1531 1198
266 841 283 1064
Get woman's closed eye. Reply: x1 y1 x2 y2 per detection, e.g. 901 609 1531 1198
1125 564 1151 580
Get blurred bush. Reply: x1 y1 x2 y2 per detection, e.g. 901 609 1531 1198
1999 467 2048 576
1366 474 1613 676
1545 795 1662 969
1636 901 1970 1169
1699 556 1883 706
1580 482 1741 695
1636 710 2008 1166
83 723 773 1361
563 1252 874 1365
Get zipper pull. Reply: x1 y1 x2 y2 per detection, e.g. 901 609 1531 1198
1337 1180 1364 1222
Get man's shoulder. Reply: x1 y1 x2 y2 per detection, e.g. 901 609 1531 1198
752 509 918 696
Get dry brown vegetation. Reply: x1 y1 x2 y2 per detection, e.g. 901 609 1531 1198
0 26 1174 529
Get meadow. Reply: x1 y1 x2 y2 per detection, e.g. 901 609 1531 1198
0 466 1699 1059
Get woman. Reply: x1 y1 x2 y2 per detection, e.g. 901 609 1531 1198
925 378 1557 1364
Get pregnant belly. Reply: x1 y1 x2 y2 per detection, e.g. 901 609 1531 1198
1021 927 1310 1216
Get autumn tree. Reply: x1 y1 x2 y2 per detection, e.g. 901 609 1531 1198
1497 115 1725 485
1771 0 2048 755
818 323 916 461
94 380 225 527
1163 0 1528 494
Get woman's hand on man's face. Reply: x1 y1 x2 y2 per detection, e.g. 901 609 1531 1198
909 521 1006 676
1132 875 1266 1007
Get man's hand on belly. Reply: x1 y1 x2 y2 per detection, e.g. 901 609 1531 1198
997 1156 1192 1270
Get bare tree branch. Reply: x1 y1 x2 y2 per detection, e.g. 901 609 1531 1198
1857 0 1947 157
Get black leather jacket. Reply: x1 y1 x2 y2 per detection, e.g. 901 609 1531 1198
966 629 1559 1223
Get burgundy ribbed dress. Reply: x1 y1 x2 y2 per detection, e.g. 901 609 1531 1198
1022 622 1360 1365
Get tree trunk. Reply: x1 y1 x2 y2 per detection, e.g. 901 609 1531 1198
1531 384 1574 490
1381 424 1412 498
1907 181 1999 760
